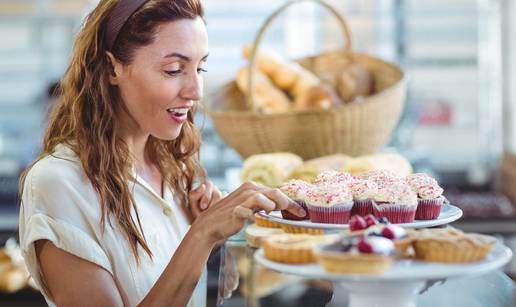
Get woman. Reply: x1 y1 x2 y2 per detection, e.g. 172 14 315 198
18 0 306 306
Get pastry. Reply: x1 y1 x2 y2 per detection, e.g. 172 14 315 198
240 153 303 188
405 173 445 220
305 184 354 224
242 45 341 111
263 234 332 264
254 213 281 229
245 224 284 248
235 66 292 113
315 235 395 274
313 170 355 186
289 154 353 183
413 228 497 263
348 215 415 257
349 178 378 216
372 180 418 223
279 179 312 220
279 224 324 235
344 153 413 178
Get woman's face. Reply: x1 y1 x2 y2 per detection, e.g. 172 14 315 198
110 17 208 141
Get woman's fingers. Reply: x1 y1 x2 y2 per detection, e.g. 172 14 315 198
240 192 276 213
232 206 255 220
189 183 206 202
259 188 306 218
210 185 223 206
199 181 213 210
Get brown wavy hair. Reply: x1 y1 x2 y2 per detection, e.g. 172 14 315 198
20 0 206 261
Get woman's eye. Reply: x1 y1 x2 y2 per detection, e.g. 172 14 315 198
197 68 208 74
165 70 182 76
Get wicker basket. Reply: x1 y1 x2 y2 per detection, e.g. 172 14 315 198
208 0 406 160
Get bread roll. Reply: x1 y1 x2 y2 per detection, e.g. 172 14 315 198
0 267 27 293
241 153 303 188
343 153 412 177
337 63 375 102
236 67 292 113
243 45 340 111
290 154 353 182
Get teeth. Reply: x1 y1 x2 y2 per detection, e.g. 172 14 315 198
167 108 189 115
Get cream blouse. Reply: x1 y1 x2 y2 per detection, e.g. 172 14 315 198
19 144 206 307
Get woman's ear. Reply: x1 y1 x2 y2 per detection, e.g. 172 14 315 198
106 51 122 85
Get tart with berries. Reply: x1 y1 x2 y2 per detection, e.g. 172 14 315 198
315 235 395 274
348 214 416 257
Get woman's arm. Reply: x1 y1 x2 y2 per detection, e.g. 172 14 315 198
36 182 305 307
36 224 213 307
136 221 214 306
35 239 124 307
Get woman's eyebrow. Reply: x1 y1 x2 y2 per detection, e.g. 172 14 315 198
164 52 209 62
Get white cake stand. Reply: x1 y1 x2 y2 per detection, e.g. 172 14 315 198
257 203 463 231
255 244 512 307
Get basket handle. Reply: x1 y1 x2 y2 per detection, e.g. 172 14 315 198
247 0 354 110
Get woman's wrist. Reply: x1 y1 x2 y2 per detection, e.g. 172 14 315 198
190 218 217 250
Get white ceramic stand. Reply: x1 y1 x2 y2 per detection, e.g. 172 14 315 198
257 203 463 231
328 280 425 307
254 244 512 307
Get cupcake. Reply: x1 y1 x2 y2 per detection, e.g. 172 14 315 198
358 169 401 187
349 179 378 216
315 235 395 274
305 185 354 224
263 234 333 264
372 181 418 223
314 170 355 186
413 228 497 263
405 173 445 220
279 179 311 220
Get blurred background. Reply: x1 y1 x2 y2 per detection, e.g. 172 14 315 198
0 0 515 306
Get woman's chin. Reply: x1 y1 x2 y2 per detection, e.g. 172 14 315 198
152 127 182 141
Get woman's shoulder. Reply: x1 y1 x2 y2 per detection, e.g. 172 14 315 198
24 144 86 192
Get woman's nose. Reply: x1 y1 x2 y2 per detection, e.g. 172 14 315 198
181 72 203 102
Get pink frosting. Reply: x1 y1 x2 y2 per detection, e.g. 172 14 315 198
314 170 356 186
348 179 378 200
358 169 401 188
405 173 443 200
304 185 353 207
279 179 312 200
374 181 417 206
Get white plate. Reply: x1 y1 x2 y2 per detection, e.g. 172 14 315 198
254 243 512 282
257 203 463 230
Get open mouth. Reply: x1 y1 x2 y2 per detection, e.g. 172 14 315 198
167 107 189 117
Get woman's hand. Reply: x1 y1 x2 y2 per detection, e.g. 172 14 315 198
188 181 225 219
192 182 306 244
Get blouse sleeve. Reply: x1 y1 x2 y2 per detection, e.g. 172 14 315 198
19 157 113 298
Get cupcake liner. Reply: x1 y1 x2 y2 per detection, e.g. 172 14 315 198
372 201 417 224
351 199 374 216
281 200 310 220
307 202 353 224
415 197 445 220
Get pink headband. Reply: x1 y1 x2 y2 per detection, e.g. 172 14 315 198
105 0 148 51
